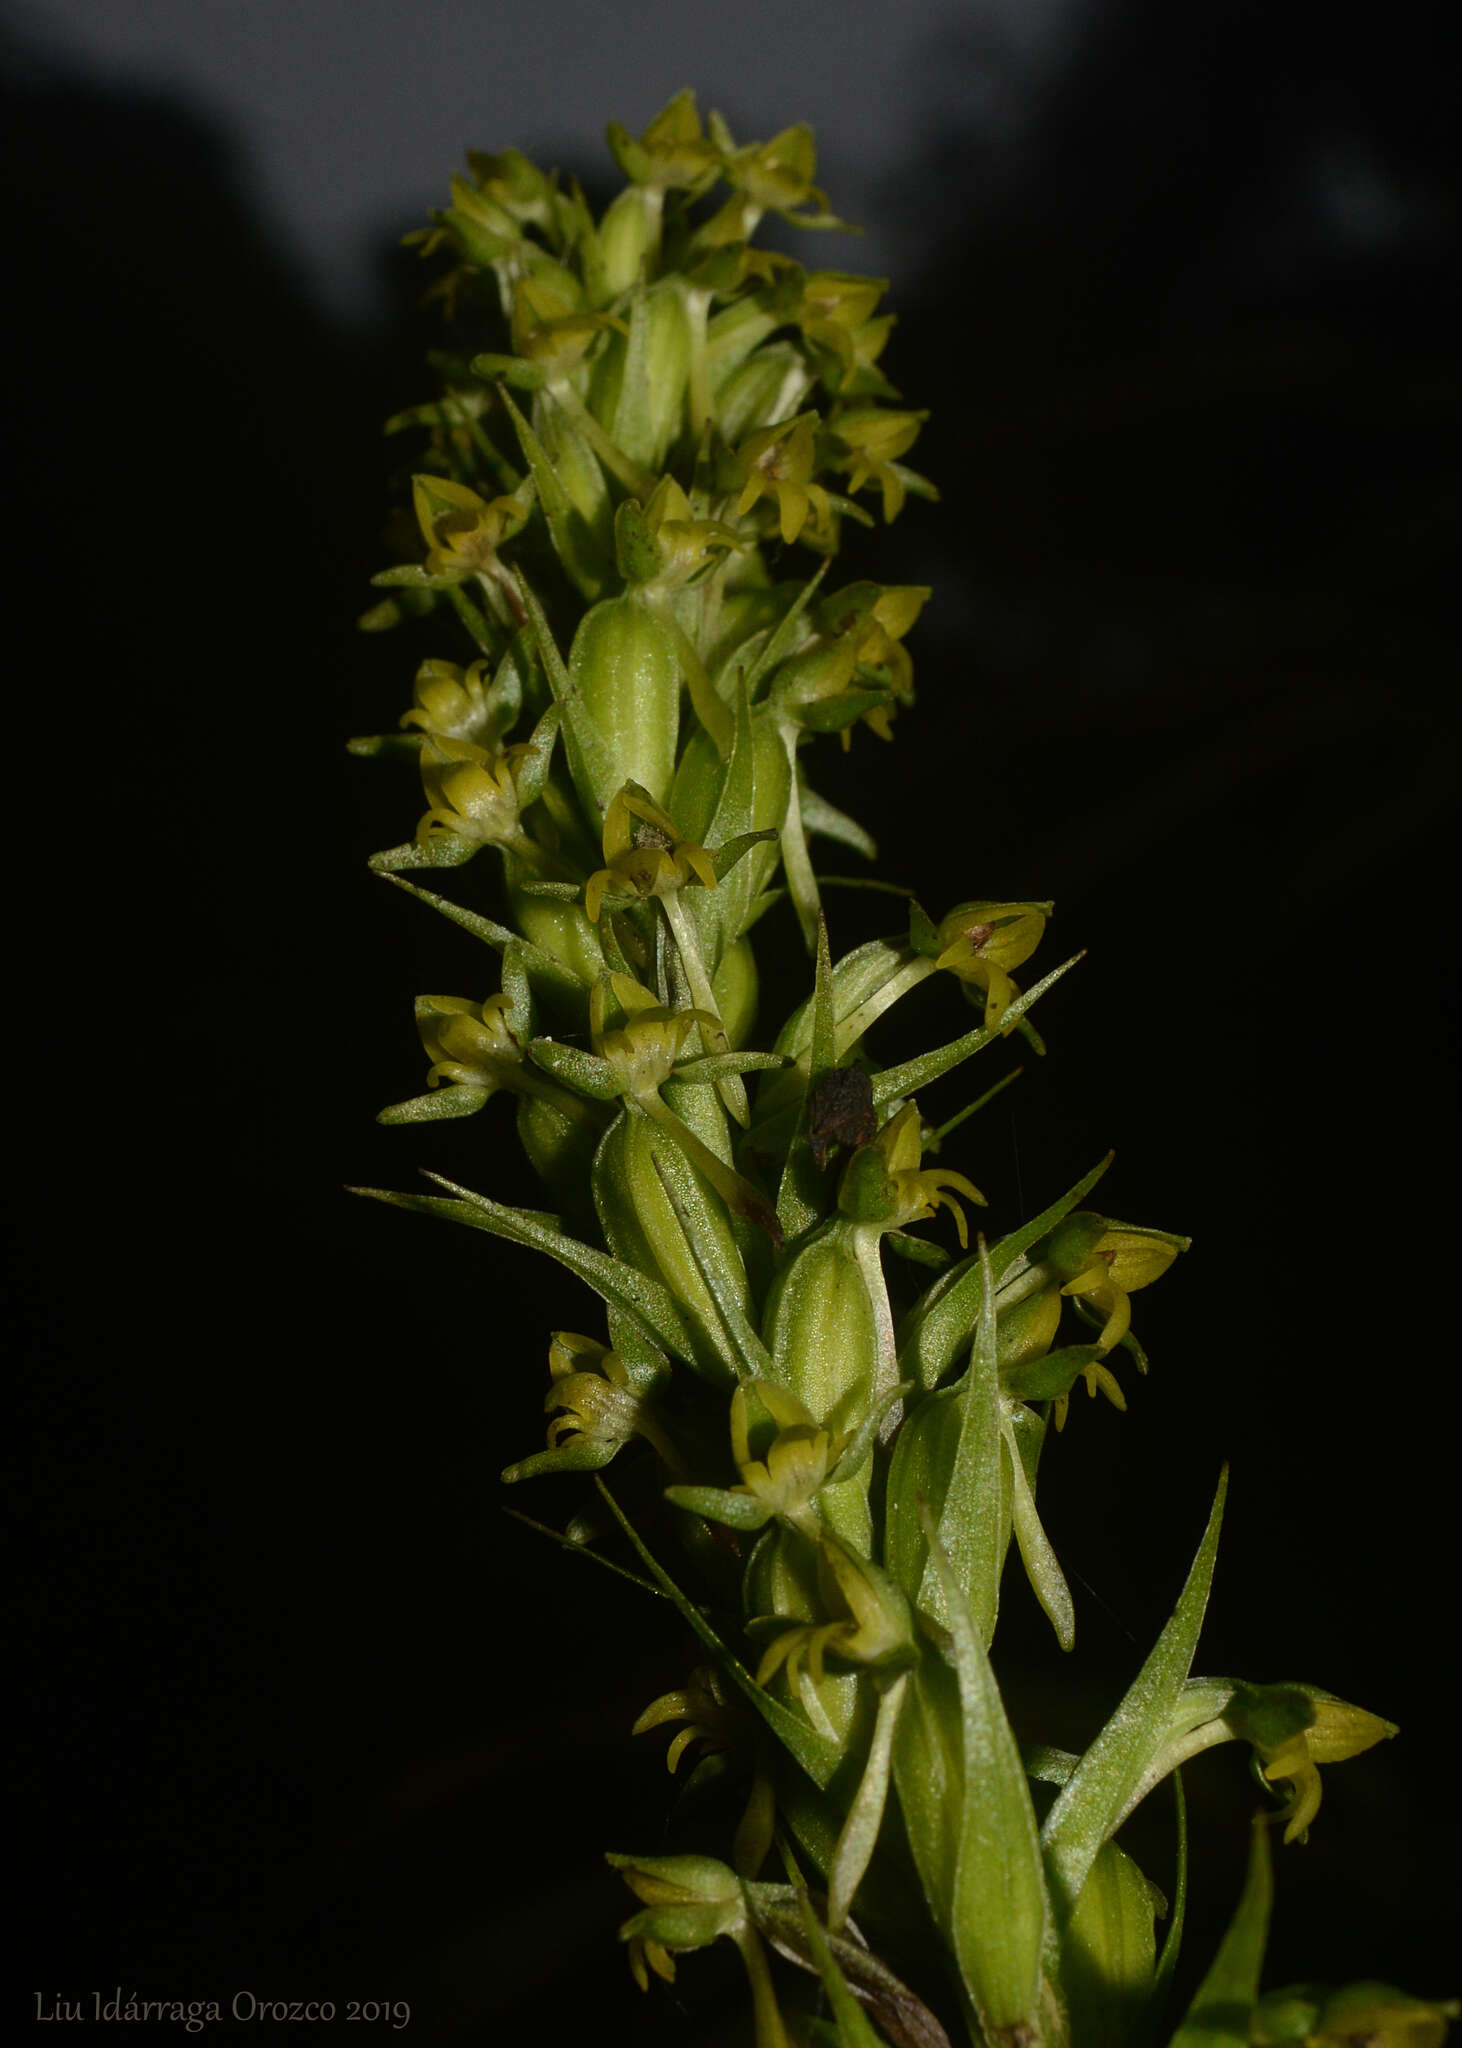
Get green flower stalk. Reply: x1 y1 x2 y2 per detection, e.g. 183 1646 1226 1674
350 93 1447 2048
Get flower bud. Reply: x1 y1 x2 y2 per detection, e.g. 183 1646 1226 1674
761 1223 879 1432
566 593 681 813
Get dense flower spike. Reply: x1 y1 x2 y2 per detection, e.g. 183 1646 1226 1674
353 93 1431 2048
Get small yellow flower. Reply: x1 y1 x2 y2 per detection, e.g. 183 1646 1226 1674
633 1665 745 1775
411 473 528 583
1252 1688 1398 1844
1059 1228 1182 1354
935 899 1050 1031
509 272 627 382
415 991 522 1091
607 89 722 193
591 972 715 1099
415 734 537 860
719 121 831 222
733 417 832 546
840 1101 986 1246
827 407 928 521
585 784 718 923
794 271 891 379
755 1533 915 1694
399 658 505 749
729 1383 851 1531
542 1331 685 1472
636 474 746 591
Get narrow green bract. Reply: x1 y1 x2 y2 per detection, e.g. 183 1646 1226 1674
351 90 1435 2048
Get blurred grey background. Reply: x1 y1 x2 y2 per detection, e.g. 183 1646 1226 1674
9 2 1457 2043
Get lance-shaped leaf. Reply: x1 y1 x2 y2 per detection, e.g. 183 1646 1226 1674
496 382 610 601
527 1037 625 1100
1002 1405 1075 1652
1041 1468 1228 1930
921 1504 1050 2034
748 1876 953 2048
828 1671 908 1934
926 1238 1004 1641
801 779 878 859
901 1152 1114 1391
513 567 620 814
870 953 1082 1107
349 1174 699 1363
777 913 837 1243
594 1479 842 1788
1165 1814 1271 2048
650 1154 773 1382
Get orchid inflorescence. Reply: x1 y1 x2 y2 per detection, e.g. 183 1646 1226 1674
350 92 1448 2048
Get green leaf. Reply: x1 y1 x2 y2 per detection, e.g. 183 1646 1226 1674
526 1037 623 1100
496 382 608 599
349 1174 699 1363
1149 1771 1189 2038
924 1238 1004 1642
368 835 476 873
594 1479 843 1788
1165 1816 1271 2048
788 1872 889 2047
800 779 878 859
376 1085 490 1125
712 826 780 879
1002 1415 1075 1651
501 1436 621 1482
378 872 590 1009
648 1153 774 1381
922 1503 1050 2033
870 952 1082 1106
776 913 838 1243
1042 1468 1228 1930
743 564 829 701
514 568 620 812
663 1484 771 1531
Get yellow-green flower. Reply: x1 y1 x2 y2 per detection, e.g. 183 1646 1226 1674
584 784 718 923
415 734 538 861
541 1330 685 1473
935 899 1050 1031
508 272 627 382
1250 1687 1398 1844
411 473 528 585
717 120 833 225
755 1532 915 1693
591 972 716 1100
1059 1226 1183 1354
632 474 746 592
607 89 722 194
729 1383 852 1534
732 417 832 546
399 658 508 750
633 1664 745 1775
826 407 928 521
839 1101 986 1247
415 991 522 1091
794 271 892 383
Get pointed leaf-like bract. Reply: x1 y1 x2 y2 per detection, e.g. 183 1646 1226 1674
594 1479 842 1788
1041 1468 1228 1931
349 1175 699 1362
1165 1815 1272 2048
922 1505 1050 2034
870 953 1082 1107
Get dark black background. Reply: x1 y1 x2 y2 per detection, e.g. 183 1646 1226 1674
9 4 1458 2041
